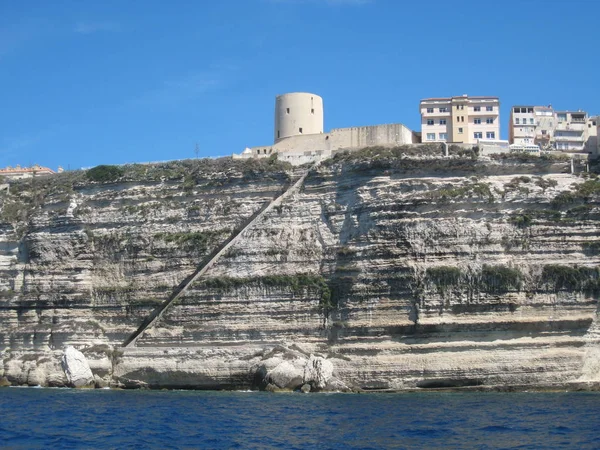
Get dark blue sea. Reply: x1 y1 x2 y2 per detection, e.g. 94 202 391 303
0 389 598 449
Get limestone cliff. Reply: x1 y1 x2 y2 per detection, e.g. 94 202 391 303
1 149 599 391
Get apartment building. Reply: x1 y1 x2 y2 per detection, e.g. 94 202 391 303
586 116 598 154
509 106 554 147
420 95 500 144
0 164 57 180
554 111 588 151
509 106 597 153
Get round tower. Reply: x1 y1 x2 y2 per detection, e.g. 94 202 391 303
274 92 323 143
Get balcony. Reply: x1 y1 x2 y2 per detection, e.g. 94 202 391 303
554 135 584 142
555 122 585 132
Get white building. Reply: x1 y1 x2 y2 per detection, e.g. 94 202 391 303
509 106 597 153
0 164 58 180
509 106 555 148
585 116 598 154
420 95 500 144
554 111 588 151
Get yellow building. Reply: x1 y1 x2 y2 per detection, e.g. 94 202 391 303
420 95 500 144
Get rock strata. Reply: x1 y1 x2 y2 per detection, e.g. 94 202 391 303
1 153 599 391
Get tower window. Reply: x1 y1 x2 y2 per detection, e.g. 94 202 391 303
311 109 314 114
277 130 280 138
286 108 290 114
299 127 303 133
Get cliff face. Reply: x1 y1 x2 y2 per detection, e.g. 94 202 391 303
1 152 599 391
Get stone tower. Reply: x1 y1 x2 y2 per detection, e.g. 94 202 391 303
274 92 324 143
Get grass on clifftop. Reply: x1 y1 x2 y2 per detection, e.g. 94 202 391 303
0 156 292 232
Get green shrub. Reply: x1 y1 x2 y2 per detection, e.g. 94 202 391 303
198 274 334 313
86 165 124 183
426 266 463 292
480 265 522 293
551 179 600 209
509 214 532 228
541 265 600 293
426 181 494 203
582 241 600 256
535 177 558 191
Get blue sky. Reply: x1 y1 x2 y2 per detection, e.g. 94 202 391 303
1 0 599 170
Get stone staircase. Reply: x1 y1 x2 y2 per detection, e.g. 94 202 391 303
122 163 318 348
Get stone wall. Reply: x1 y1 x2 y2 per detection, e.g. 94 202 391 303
237 123 417 165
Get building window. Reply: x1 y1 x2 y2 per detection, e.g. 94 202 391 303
557 114 566 121
513 107 520 113
439 119 447 125
426 108 434 113
474 118 481 124
458 127 463 133
541 130 547 135
474 106 481 112
439 133 448 140
486 118 494 124
257 150 261 154
427 119 434 125
286 108 290 114
474 132 483 139
277 130 280 138
439 107 448 113
529 118 534 124
486 132 496 139
486 106 494 111
311 109 314 114
426 133 436 141
515 118 520 124
299 127 303 133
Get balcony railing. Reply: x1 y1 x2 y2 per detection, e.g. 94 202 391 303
555 123 585 132
554 135 584 142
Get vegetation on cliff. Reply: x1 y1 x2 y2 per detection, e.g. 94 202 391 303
196 274 334 313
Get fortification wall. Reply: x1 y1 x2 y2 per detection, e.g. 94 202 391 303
237 123 417 165
329 123 416 149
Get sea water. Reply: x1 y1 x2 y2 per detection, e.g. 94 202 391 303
0 389 598 449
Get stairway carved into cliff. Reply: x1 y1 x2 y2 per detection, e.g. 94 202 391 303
122 163 318 348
